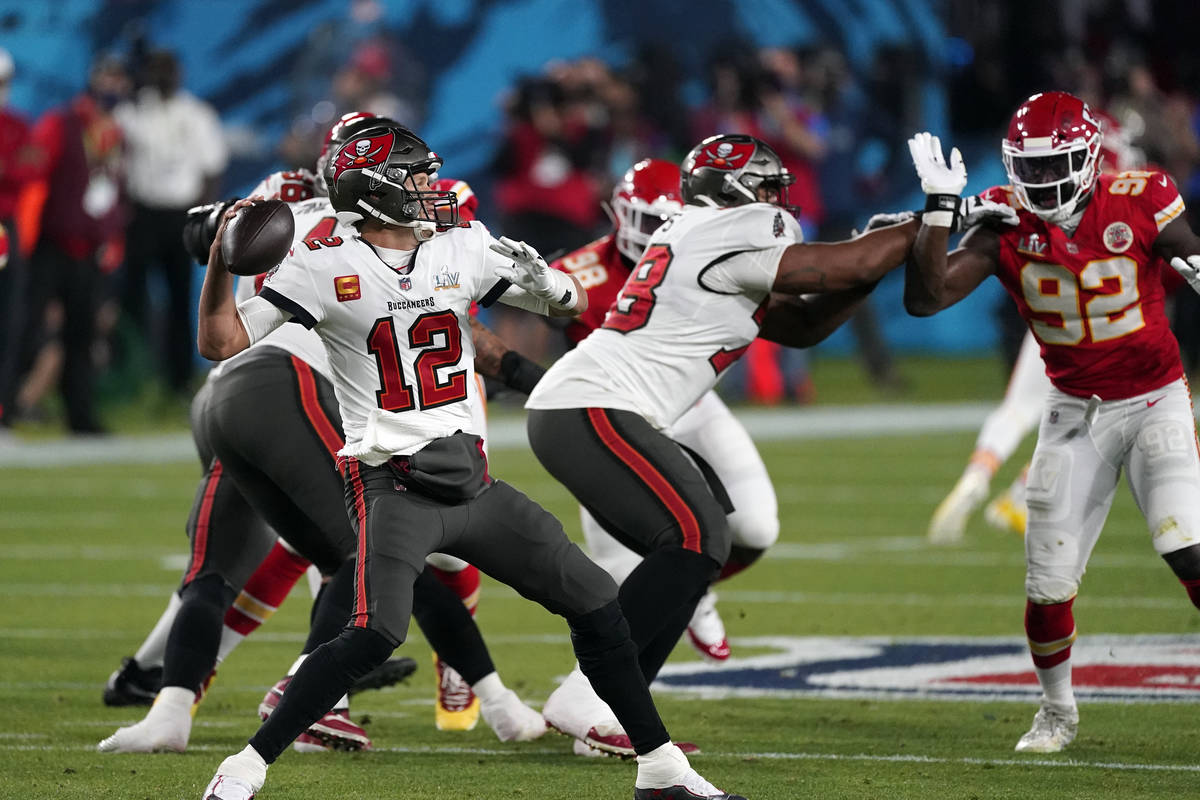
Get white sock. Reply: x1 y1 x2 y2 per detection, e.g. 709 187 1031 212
1036 660 1075 708
305 565 323 599
635 742 688 788
133 592 183 668
148 686 195 720
287 654 307 676
215 626 246 666
472 672 505 703
331 693 350 711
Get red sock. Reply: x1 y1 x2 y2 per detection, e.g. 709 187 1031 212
1025 597 1076 669
1181 578 1200 611
224 542 311 635
431 564 480 616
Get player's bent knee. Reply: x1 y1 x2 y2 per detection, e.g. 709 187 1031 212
180 572 236 609
327 627 396 680
1024 573 1079 605
728 509 780 550
566 600 630 657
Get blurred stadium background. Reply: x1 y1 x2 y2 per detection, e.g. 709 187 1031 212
3 2 1200 798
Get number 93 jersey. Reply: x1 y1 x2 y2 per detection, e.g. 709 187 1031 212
983 171 1185 400
259 221 510 464
528 202 802 429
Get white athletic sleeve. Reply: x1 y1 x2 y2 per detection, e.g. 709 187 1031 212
236 295 291 345
258 253 326 329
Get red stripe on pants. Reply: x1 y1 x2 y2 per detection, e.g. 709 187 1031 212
586 408 702 552
291 356 343 461
184 460 224 584
347 459 369 628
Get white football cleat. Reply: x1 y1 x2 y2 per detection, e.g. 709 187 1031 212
1014 702 1078 753
97 715 190 753
479 688 547 742
928 468 989 544
542 666 632 756
203 748 267 799
98 686 194 753
686 591 731 662
635 743 745 799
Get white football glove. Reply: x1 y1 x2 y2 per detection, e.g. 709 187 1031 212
1170 255 1200 294
857 210 917 236
488 236 578 308
956 195 1019 231
908 132 967 195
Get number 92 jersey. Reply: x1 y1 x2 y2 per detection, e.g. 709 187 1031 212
527 203 802 429
983 170 1185 400
258 221 509 464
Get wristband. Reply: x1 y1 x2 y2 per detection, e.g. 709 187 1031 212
923 194 959 229
499 350 546 395
546 269 580 311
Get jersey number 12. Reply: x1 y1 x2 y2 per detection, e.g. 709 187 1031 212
367 310 468 412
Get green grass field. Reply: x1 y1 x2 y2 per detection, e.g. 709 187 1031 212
4 360 1200 799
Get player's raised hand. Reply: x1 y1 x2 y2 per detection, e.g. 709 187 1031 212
1169 255 1200 294
908 132 967 196
489 236 565 301
956 195 1019 231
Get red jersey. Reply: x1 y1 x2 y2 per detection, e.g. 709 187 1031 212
982 171 1185 399
550 233 633 343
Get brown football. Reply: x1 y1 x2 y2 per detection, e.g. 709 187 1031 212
220 199 295 276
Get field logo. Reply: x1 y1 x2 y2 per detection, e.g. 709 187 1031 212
653 635 1200 704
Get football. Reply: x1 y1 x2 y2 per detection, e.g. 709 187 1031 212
220 198 295 276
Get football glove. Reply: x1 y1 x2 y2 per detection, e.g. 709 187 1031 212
908 131 966 228
488 236 578 309
1170 255 1200 294
957 195 1019 231
856 210 917 236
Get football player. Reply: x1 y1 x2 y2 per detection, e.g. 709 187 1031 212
524 134 974 747
927 113 1144 544
198 124 745 800
99 114 547 754
552 159 780 673
905 91 1200 753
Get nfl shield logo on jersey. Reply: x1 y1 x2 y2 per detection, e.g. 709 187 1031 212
1103 221 1134 253
399 276 412 291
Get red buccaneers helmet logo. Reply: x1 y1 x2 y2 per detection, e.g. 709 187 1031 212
693 141 756 170
331 131 394 184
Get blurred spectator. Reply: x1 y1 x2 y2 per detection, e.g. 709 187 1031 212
9 55 129 434
0 47 40 429
116 49 227 398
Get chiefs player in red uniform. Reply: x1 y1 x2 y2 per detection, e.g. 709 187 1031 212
551 159 780 670
905 91 1200 753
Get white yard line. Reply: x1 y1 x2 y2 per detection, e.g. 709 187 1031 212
0 741 1195 774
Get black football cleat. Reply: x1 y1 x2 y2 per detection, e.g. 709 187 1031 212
103 657 163 706
348 656 418 695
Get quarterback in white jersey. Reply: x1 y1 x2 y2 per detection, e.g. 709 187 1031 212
525 134 931 741
198 124 746 800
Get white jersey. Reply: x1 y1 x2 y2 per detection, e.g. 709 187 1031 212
527 202 802 428
256 220 513 464
211 192 344 380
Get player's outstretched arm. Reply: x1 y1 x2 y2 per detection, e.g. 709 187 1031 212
905 223 998 316
771 218 920 294
468 317 545 394
758 284 878 348
198 199 256 360
1156 216 1200 295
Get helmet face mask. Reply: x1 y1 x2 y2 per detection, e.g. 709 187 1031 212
1002 92 1102 224
680 134 796 212
611 158 683 262
325 125 459 239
